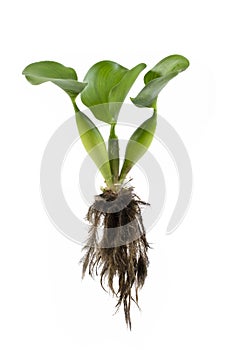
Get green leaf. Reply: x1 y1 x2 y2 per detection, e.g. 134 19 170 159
81 61 146 124
131 55 189 108
22 61 87 99
75 111 112 186
119 111 157 181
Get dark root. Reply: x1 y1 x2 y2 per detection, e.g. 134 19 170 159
80 187 150 330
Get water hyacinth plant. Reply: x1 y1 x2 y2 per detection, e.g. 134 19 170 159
23 54 189 329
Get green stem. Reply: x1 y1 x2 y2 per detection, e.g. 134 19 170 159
119 108 157 183
70 97 113 187
108 123 119 184
71 97 79 113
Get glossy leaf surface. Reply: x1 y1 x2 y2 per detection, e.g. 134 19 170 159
22 61 87 99
131 55 189 108
81 61 146 124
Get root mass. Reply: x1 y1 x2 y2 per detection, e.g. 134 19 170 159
81 187 150 329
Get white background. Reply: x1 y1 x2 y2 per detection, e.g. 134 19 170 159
1 0 233 349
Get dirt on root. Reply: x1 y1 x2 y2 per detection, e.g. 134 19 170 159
81 187 150 330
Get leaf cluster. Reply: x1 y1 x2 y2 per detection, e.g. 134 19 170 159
23 55 189 188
